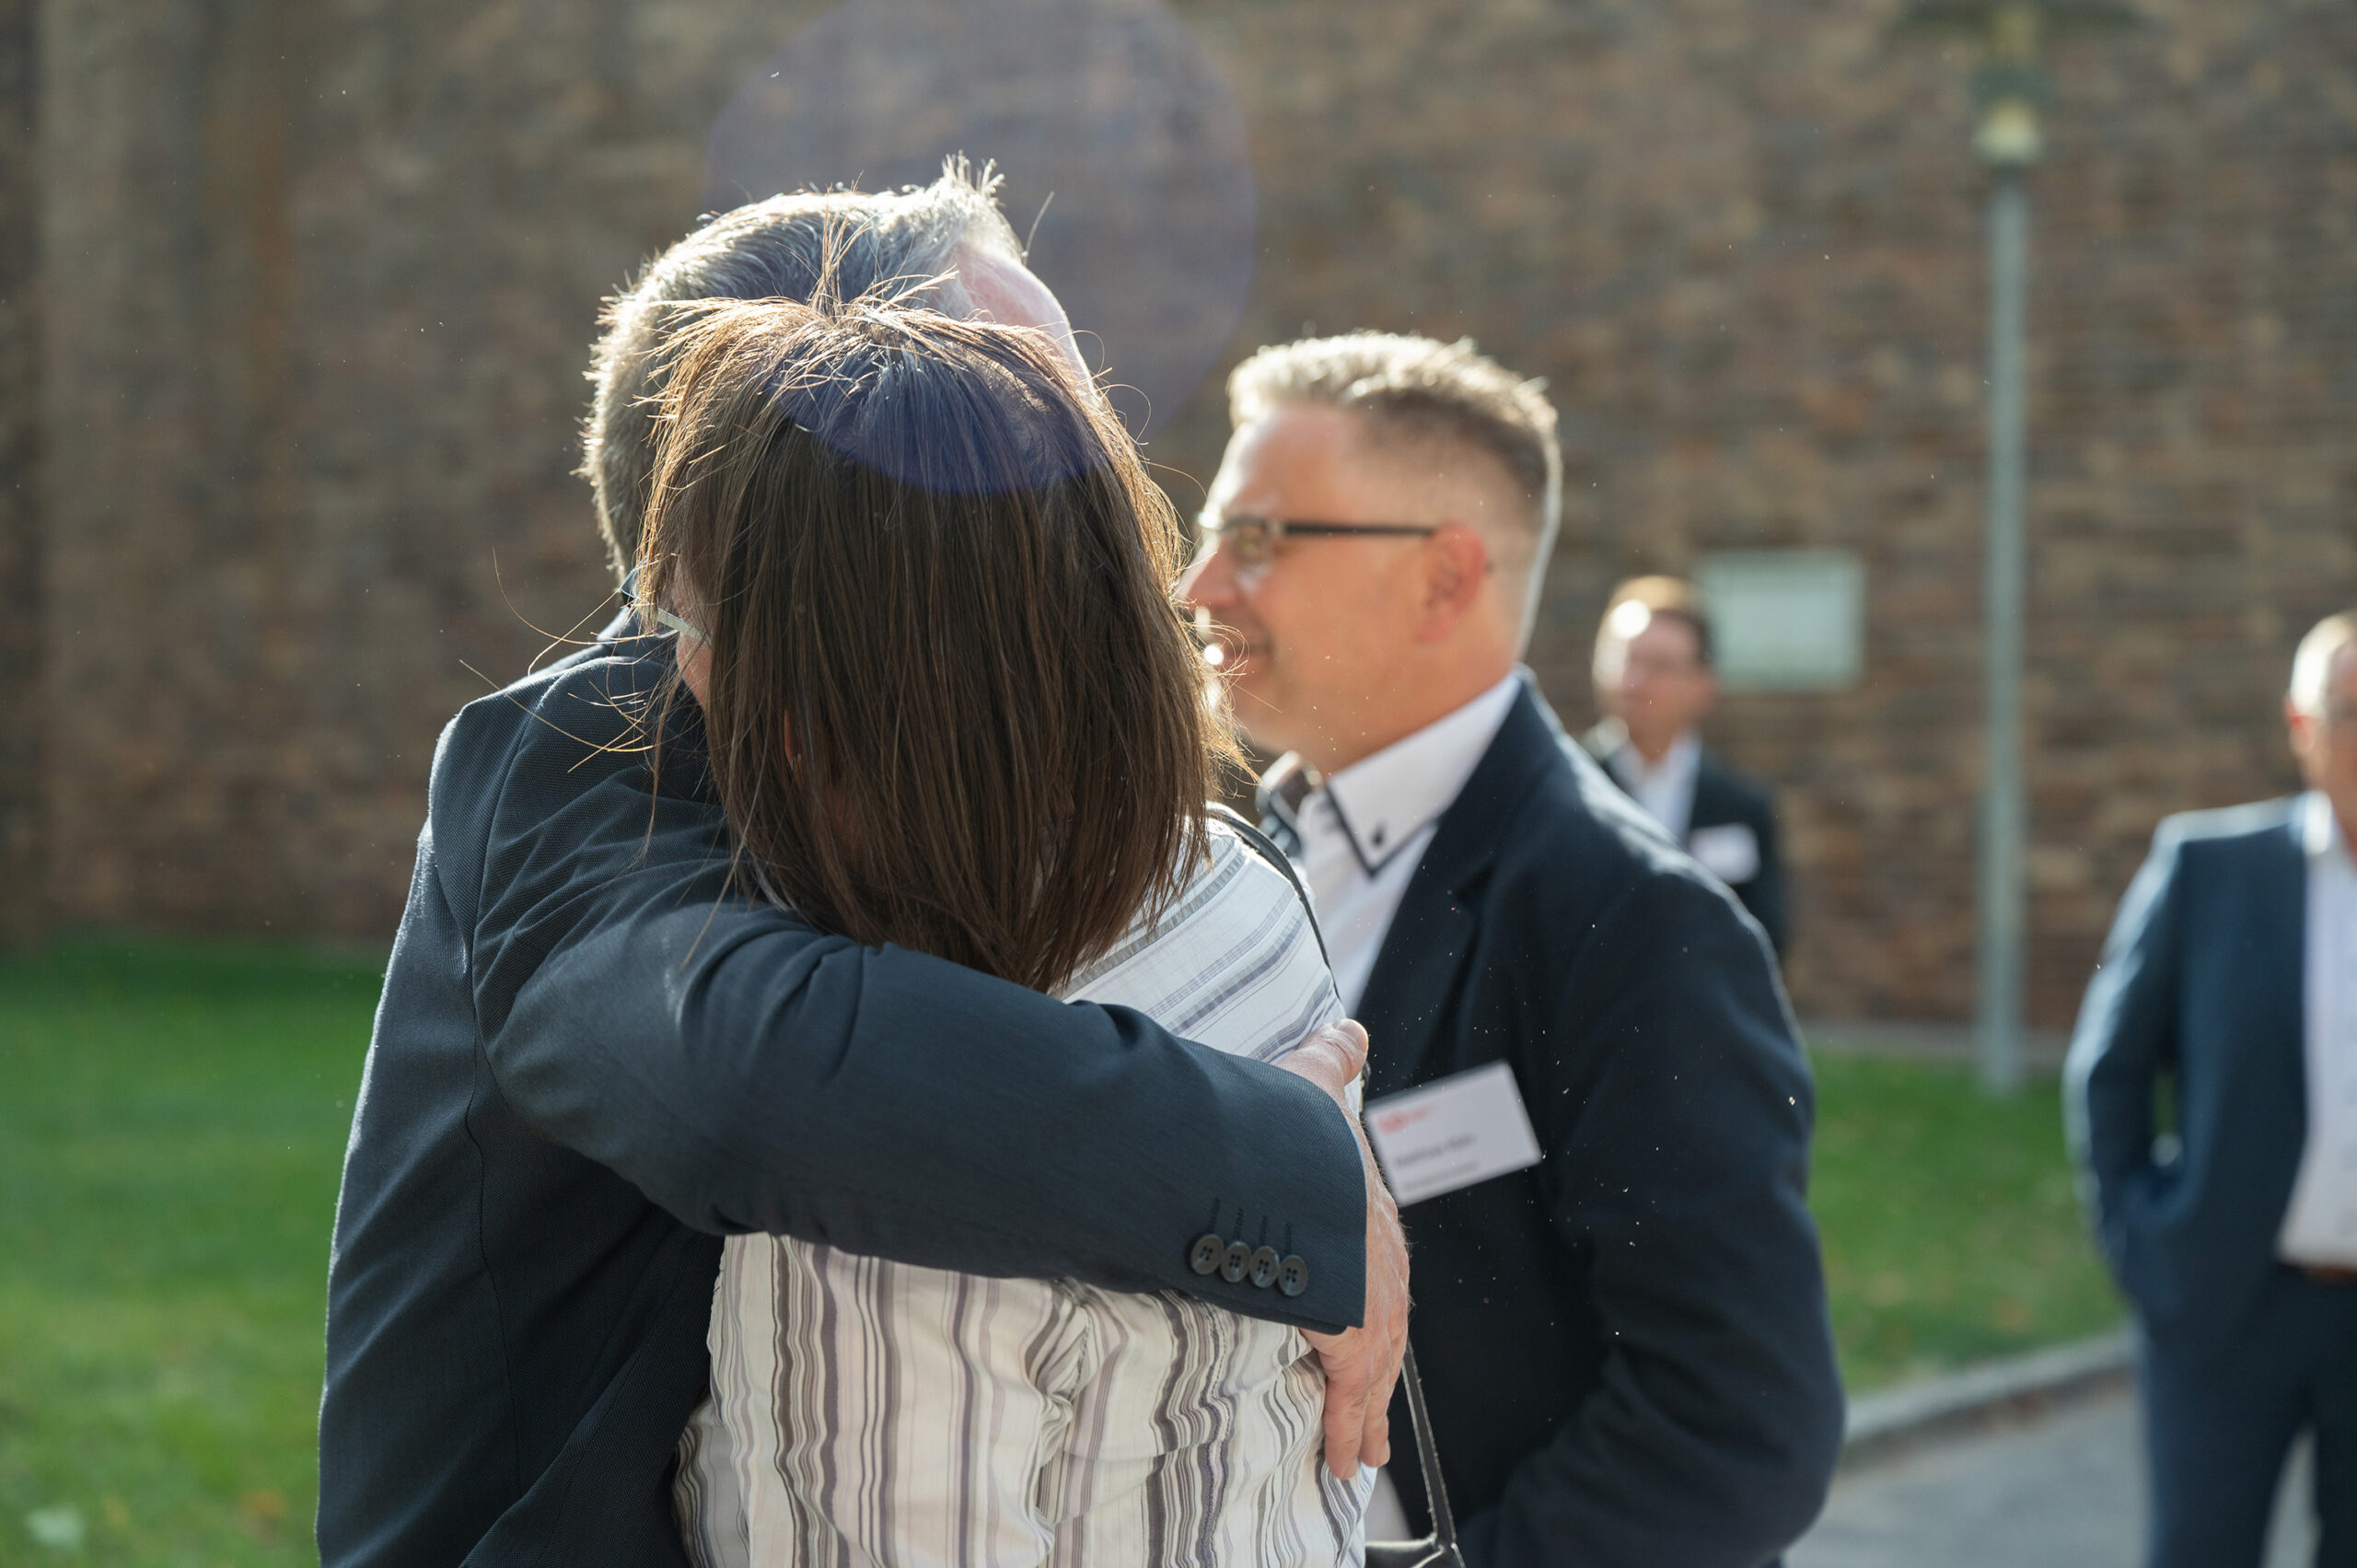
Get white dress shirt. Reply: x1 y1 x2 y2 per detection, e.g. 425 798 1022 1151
1271 674 1523 1014
1606 729 1702 846
2279 791 2357 1269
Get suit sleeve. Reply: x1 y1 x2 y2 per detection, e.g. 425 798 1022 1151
1462 872 1843 1568
1743 789 1788 955
435 670 1369 1336
2062 821 2184 1295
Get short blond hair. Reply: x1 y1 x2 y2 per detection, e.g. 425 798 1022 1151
2291 610 2357 715
1227 331 1562 642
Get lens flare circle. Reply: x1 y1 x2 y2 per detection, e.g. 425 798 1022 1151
706 0 1258 443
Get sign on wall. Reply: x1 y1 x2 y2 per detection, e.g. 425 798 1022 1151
1695 550 1865 691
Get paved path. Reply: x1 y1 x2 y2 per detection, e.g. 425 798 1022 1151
1790 1388 2317 1568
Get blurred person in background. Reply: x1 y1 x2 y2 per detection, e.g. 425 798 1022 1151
2067 609 2357 1568
1582 575 1787 953
1181 331 1841 1568
319 166 1404 1568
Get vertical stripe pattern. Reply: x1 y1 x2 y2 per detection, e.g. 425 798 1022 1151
678 824 1370 1566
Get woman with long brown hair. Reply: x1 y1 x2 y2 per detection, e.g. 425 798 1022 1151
634 289 1373 1565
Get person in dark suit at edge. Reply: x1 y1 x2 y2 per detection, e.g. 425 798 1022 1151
2067 609 2357 1568
1580 575 1788 953
1179 331 1842 1568
317 163 1408 1568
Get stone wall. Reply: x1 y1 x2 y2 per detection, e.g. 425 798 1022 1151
39 0 784 934
0 0 37 946
32 0 2357 1025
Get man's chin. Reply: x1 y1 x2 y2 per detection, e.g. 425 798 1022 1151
1222 670 1297 757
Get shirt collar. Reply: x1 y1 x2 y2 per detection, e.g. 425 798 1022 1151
1611 728 1701 791
2304 791 2352 866
1306 674 1522 876
1258 753 1320 833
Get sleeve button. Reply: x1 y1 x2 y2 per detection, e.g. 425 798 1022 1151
1189 1234 1226 1276
1278 1254 1310 1297
1248 1246 1281 1288
1220 1240 1253 1283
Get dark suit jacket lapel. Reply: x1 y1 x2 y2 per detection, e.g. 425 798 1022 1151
1356 688 1563 1098
1688 753 1734 831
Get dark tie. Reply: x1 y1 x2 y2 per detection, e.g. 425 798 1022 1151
1254 754 1320 859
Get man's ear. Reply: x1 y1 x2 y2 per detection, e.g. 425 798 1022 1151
1415 523 1492 644
2289 694 2319 779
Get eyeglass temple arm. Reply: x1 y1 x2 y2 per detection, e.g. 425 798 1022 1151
645 605 704 643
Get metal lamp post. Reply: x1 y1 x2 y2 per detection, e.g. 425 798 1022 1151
1899 0 2136 1093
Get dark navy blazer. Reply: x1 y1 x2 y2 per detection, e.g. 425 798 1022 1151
1580 725 1788 953
1284 686 1844 1568
2066 799 2308 1357
318 634 1367 1567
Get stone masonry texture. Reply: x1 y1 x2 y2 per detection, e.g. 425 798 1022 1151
0 0 37 946
27 0 2357 1025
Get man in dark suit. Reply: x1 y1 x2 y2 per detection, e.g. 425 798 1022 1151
1180 330 1841 1566
319 168 1407 1568
1580 575 1787 952
2067 610 2357 1568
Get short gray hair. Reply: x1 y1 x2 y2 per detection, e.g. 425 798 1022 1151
2291 610 2357 715
1226 331 1562 643
581 157 1022 579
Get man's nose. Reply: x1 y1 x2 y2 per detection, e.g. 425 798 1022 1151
1178 540 1237 610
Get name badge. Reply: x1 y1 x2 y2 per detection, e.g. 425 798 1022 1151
1688 821 1760 885
1364 1062 1544 1206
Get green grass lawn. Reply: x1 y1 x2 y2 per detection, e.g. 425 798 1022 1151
1 940 381 1566
0 937 2123 1562
1809 1051 2126 1393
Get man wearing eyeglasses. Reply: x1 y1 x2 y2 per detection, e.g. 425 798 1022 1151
2068 609 2357 1567
1180 331 1841 1568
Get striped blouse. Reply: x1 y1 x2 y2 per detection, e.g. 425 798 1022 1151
674 821 1372 1567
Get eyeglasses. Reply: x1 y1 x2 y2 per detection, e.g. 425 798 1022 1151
1196 512 1439 573
1619 647 1709 681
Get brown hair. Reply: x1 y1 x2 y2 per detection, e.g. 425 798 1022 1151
635 294 1236 993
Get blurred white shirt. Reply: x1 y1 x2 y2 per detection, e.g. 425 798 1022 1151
2280 791 2357 1268
1606 728 1702 845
